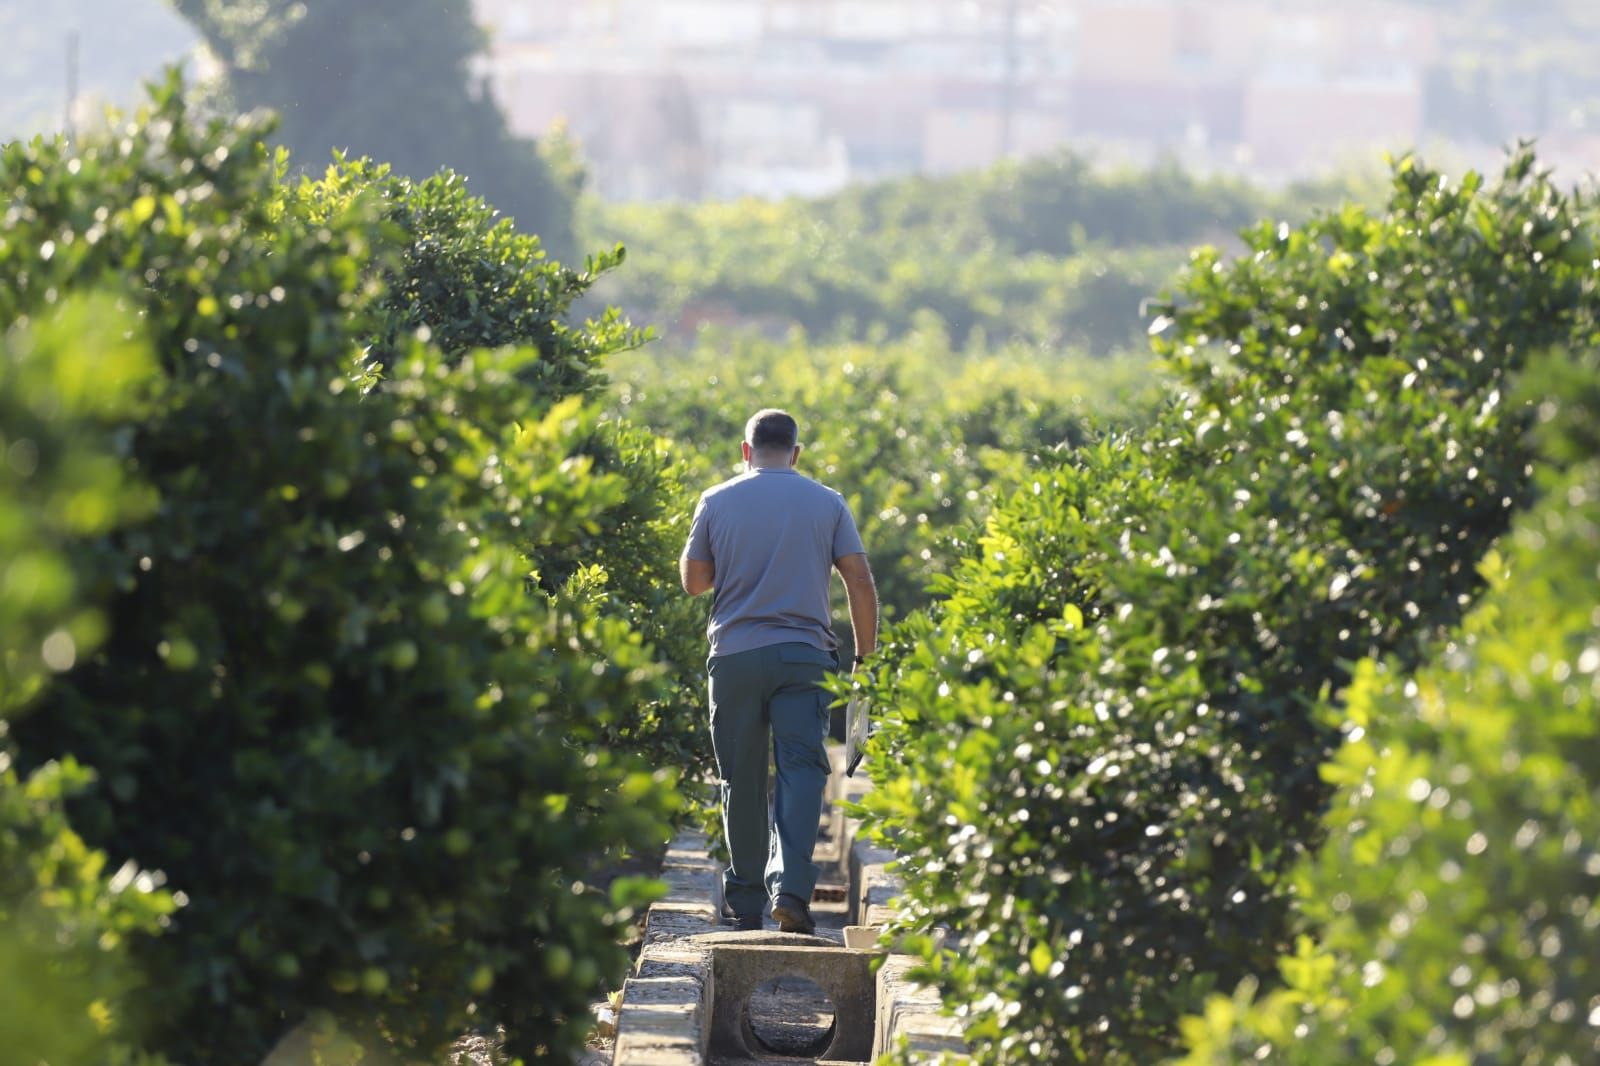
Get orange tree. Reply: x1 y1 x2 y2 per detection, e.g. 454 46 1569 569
1174 346 1600 1064
852 150 1600 1062
0 299 177 1062
606 327 1138 657
294 158 715 789
1 80 683 1062
585 155 1374 355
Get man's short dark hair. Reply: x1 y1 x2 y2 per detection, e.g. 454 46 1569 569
745 408 799 452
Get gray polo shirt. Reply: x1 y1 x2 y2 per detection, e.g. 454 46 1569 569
684 467 866 658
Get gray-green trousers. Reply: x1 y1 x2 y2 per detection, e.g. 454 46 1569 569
708 641 836 918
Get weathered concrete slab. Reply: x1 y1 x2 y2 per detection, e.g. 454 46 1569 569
694 930 835 948
612 969 710 1064
848 841 900 928
842 924 882 950
709 942 877 1062
872 954 965 1059
614 829 719 1065
615 758 961 1065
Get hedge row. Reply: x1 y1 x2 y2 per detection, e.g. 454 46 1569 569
1 78 699 1063
853 149 1600 1063
585 153 1375 357
300 154 715 788
0 298 173 1064
1177 346 1600 1064
607 326 1155 655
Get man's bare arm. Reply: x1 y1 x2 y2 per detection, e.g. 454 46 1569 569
680 553 715 597
834 552 878 661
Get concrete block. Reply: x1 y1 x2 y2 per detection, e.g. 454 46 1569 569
844 923 946 955
899 1013 968 1056
641 831 720 951
851 851 900 929
843 924 883 950
862 902 900 930
708 938 877 1062
847 838 899 926
611 968 711 1065
614 826 723 1063
873 953 966 1061
643 906 717 950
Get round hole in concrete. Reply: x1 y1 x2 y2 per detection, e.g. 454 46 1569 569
746 974 836 1058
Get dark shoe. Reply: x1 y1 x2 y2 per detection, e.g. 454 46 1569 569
721 910 763 931
770 892 816 935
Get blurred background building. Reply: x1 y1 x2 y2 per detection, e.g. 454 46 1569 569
469 0 1600 200
475 0 1417 197
6 0 1600 202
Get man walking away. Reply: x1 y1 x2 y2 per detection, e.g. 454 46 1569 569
679 409 878 934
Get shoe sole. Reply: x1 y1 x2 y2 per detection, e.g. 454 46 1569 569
771 900 815 935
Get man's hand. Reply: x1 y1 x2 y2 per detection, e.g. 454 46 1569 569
680 553 714 597
834 552 878 662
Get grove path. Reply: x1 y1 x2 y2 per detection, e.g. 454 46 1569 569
708 787 852 1064
611 743 961 1065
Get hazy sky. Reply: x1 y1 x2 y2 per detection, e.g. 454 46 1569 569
0 0 197 141
6 0 1597 194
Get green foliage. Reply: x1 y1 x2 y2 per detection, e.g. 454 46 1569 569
608 326 1147 645
290 157 713 796
0 301 174 1064
293 156 643 394
585 155 1376 355
1174 347 1600 1065
539 413 717 786
2 80 676 1063
854 149 1600 1063
172 0 577 258
0 300 155 713
604 329 1145 849
0 755 177 1066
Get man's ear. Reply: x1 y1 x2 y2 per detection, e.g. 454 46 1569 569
791 443 803 466
741 441 753 463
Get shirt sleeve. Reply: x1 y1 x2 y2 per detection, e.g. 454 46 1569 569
831 495 866 559
684 494 714 562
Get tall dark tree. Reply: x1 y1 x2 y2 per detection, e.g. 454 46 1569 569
172 0 576 258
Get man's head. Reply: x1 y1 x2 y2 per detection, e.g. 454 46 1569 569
742 408 801 468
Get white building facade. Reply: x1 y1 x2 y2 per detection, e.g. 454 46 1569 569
472 0 1442 200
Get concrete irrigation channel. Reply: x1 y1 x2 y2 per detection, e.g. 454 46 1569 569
608 746 965 1065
